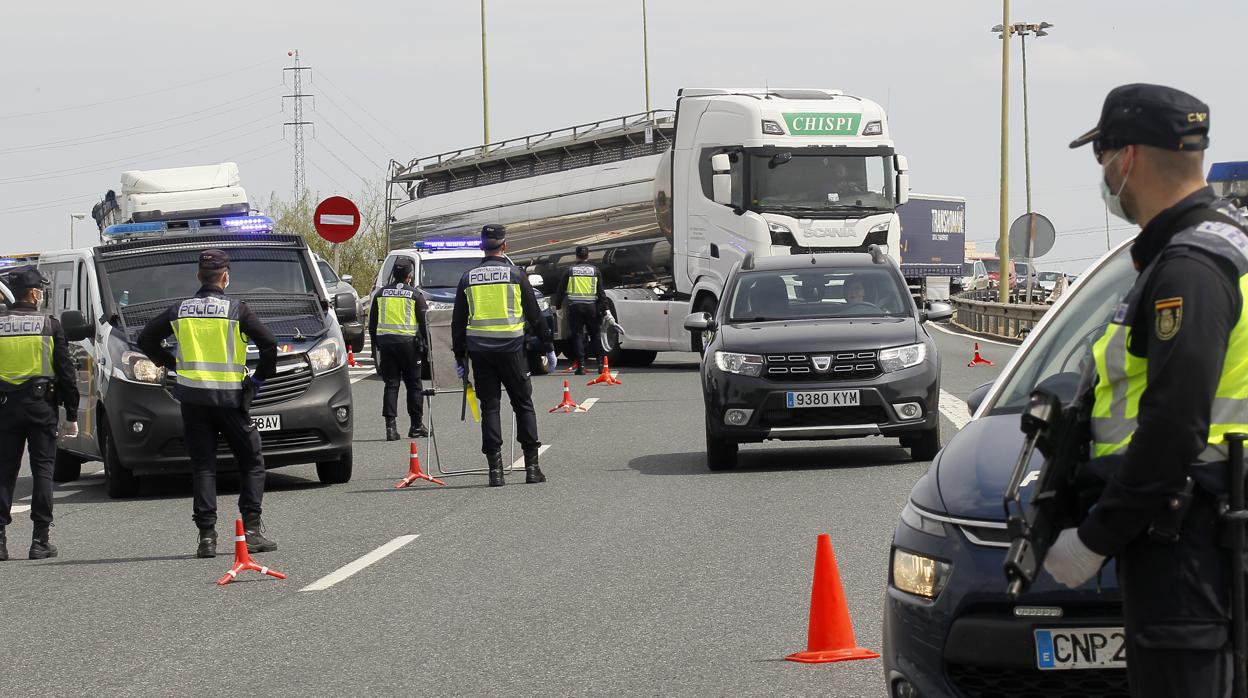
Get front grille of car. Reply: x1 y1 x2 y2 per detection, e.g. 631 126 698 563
764 351 881 382
163 355 314 408
947 663 1130 698
161 429 328 457
759 405 888 428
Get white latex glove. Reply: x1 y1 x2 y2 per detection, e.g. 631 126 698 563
1043 528 1105 589
62 421 79 438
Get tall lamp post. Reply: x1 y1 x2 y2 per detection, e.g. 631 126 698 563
69 213 86 248
642 0 652 113
991 1 1011 305
480 0 490 145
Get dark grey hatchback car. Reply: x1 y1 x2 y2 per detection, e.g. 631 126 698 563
685 248 952 470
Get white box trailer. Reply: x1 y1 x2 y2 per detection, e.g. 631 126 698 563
387 88 910 364
92 162 250 232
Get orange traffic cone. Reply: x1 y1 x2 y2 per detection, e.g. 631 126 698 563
967 342 994 367
586 356 621 386
216 519 287 586
562 361 579 374
549 380 584 413
347 348 359 367
785 533 879 664
396 441 446 488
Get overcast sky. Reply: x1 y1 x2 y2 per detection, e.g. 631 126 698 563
2 0 1244 273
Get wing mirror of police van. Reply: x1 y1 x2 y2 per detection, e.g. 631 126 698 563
966 381 993 415
334 293 358 323
921 302 953 323
341 274 353 285
528 274 545 289
60 310 91 341
683 311 716 332
711 153 733 206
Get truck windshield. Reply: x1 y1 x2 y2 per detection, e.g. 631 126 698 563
101 248 318 309
749 152 894 212
421 257 481 288
728 267 910 321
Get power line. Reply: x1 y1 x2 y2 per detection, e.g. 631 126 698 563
312 138 371 186
313 108 385 166
308 156 349 192
313 68 418 152
0 57 276 121
311 87 395 157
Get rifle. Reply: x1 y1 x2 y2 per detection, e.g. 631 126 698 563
1003 362 1097 598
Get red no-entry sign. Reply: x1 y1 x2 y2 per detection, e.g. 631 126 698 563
313 196 361 243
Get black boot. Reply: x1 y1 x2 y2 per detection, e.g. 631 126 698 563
524 448 547 484
196 528 218 558
385 419 401 441
0 527 7 562
244 517 278 553
575 364 585 376
487 452 505 487
409 423 429 439
29 526 57 560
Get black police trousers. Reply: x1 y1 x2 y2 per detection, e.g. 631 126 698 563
567 302 601 365
181 403 265 530
470 349 539 455
1118 490 1232 697
0 391 56 530
378 342 424 425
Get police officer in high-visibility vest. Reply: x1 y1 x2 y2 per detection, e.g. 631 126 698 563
1044 85 1248 697
369 258 429 441
137 250 279 559
552 245 607 376
0 266 78 561
452 224 556 486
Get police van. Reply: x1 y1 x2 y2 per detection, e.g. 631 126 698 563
37 216 357 497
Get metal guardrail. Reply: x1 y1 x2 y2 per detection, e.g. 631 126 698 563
951 291 1050 342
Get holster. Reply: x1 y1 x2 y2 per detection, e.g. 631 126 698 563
1149 476 1196 543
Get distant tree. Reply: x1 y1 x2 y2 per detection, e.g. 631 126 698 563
266 186 388 295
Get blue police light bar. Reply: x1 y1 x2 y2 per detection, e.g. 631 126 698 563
1208 161 1248 183
418 239 481 250
102 221 168 240
221 215 275 232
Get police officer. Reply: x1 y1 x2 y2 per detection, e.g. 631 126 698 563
451 224 556 487
552 245 607 376
137 250 279 558
369 259 429 441
0 266 78 561
1045 84 1248 697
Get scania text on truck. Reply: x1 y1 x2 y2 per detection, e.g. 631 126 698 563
387 88 910 364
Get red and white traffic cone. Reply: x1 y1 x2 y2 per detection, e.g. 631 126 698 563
347 349 359 367
967 343 994 367
395 441 446 488
549 380 584 413
586 356 621 386
216 519 286 586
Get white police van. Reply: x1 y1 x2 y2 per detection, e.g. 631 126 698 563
37 215 357 497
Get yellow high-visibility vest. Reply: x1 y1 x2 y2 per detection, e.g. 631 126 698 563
377 286 419 337
0 313 53 387
171 296 247 395
566 265 598 303
466 265 524 339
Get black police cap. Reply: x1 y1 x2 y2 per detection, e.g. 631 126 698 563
1070 83 1210 152
575 245 590 258
198 249 231 271
481 224 506 250
392 258 414 278
3 265 49 292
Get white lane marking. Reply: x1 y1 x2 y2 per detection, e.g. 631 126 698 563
511 444 551 469
350 371 373 384
580 397 599 412
20 489 79 501
939 390 972 431
12 504 31 515
928 321 1015 348
299 534 421 592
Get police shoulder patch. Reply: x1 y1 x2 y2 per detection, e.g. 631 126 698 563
1154 297 1183 340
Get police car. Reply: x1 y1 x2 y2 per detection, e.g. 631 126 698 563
35 216 358 497
883 240 1139 697
372 240 557 375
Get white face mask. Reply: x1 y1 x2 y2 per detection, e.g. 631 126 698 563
222 272 230 290
1100 150 1135 223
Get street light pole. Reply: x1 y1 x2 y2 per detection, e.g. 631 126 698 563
69 213 86 248
480 0 490 146
996 0 1011 305
642 0 652 113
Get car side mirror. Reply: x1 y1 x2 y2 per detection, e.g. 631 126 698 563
921 302 953 323
966 381 993 415
60 310 91 341
683 311 716 332
711 153 733 206
895 172 910 206
334 293 358 323
341 274 353 284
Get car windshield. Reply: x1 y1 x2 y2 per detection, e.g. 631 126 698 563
749 152 894 211
988 245 1137 413
982 259 1001 273
317 260 339 284
1038 271 1062 282
962 262 976 276
1014 262 1030 274
421 257 481 288
728 267 910 321
101 248 318 309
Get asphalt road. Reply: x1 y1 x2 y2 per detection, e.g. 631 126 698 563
0 324 1014 697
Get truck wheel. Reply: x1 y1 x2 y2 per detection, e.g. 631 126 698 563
906 426 941 462
705 421 738 471
616 349 657 367
349 333 365 354
101 419 140 498
316 450 353 484
52 450 83 483
691 296 718 355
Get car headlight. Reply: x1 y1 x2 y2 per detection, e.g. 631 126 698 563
862 120 883 136
537 296 551 312
308 336 342 373
768 222 792 234
899 502 946 537
426 301 454 311
120 350 163 384
879 343 926 372
892 547 952 599
714 351 763 377
868 221 889 233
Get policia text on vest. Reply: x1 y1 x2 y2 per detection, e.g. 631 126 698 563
0 269 79 561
